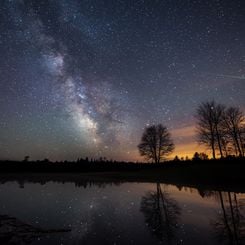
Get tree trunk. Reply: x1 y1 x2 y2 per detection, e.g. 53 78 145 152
211 139 216 159
215 127 223 158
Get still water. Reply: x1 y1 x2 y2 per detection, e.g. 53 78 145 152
0 176 244 244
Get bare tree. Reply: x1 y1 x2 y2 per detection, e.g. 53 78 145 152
138 124 174 163
195 101 225 159
223 107 245 157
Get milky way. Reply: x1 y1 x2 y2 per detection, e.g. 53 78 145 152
0 0 244 161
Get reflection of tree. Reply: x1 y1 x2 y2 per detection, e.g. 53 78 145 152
0 177 123 189
212 191 245 245
140 183 181 243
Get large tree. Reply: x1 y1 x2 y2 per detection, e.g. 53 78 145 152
138 124 174 163
223 106 245 157
196 101 245 158
195 101 225 159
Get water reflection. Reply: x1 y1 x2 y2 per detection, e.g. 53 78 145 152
140 183 181 243
0 175 244 245
211 191 245 245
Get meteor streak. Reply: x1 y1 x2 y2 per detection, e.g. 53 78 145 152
216 74 245 80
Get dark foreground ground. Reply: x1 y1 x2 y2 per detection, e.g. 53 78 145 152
0 158 244 193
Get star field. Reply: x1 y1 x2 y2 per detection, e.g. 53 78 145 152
0 0 244 161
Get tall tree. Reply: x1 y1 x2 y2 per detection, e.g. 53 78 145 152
195 101 225 158
138 124 174 163
223 107 245 157
196 101 217 159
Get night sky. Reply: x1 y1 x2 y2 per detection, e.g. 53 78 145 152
0 0 244 161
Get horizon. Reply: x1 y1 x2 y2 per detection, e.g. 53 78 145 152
0 1 244 162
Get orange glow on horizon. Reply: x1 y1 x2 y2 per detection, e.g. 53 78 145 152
170 125 210 159
130 124 211 162
169 142 209 159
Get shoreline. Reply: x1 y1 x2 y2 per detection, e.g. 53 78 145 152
0 161 245 193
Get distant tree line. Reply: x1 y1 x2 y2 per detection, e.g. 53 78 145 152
195 100 245 159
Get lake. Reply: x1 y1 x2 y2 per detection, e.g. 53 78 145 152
0 175 244 244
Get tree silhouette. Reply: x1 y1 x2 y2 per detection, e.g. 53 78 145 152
223 107 245 157
138 124 174 163
140 183 181 243
23 156 30 162
192 152 209 161
195 101 245 158
195 101 226 159
173 155 180 161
